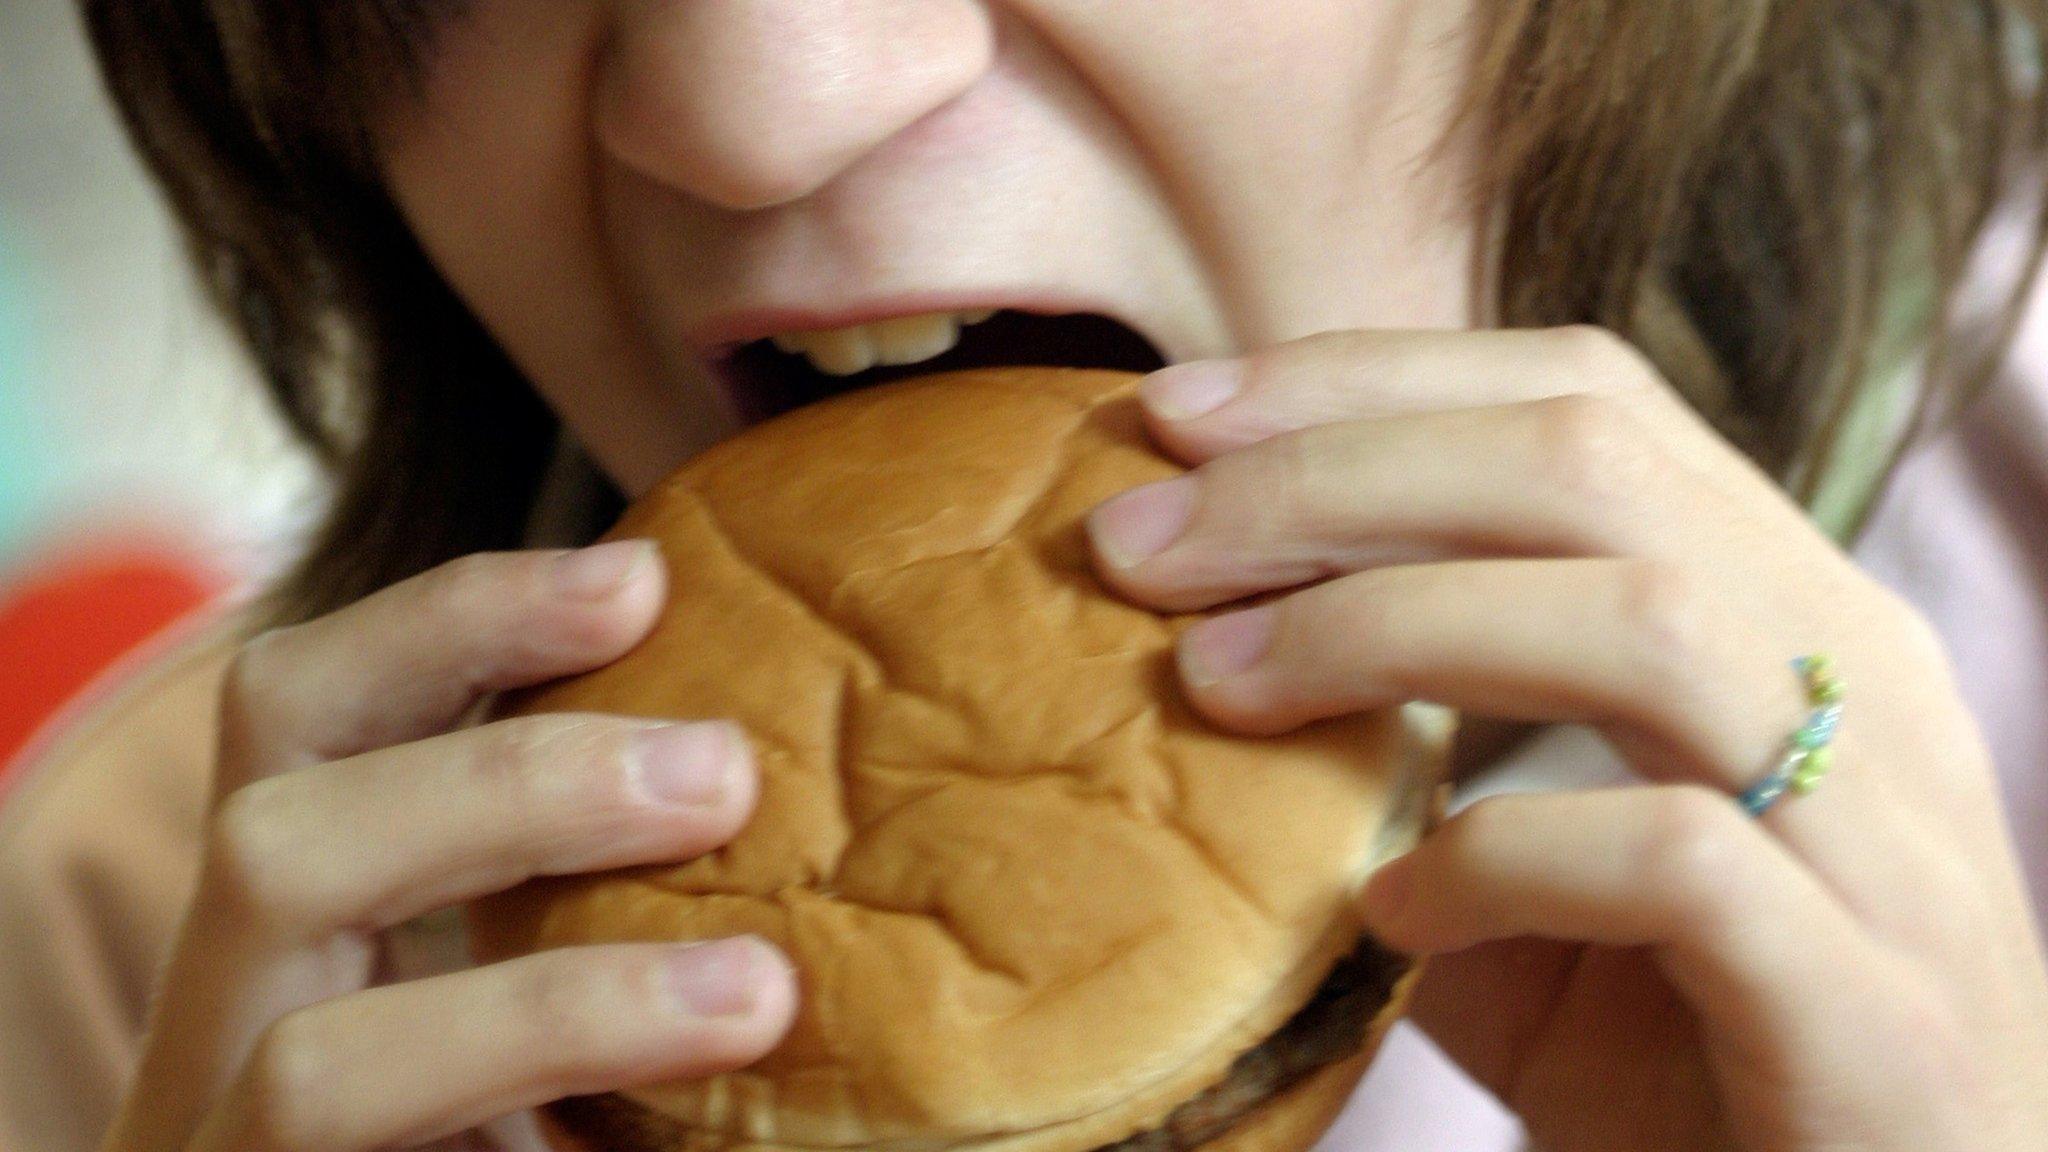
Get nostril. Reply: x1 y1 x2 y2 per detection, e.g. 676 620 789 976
594 0 997 212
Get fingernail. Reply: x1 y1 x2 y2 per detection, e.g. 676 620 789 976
1179 606 1277 687
555 539 657 599
665 937 775 1018
633 722 736 808
1088 476 1199 569
1142 360 1243 421
1360 854 1415 926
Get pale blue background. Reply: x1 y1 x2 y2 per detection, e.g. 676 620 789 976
0 0 310 587
0 224 50 560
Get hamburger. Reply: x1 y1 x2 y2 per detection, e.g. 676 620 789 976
469 367 1452 1152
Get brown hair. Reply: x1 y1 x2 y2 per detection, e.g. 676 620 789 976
82 1 2048 626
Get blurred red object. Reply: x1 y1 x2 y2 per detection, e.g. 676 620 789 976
0 541 222 794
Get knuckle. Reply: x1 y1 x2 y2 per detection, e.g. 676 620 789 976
1433 792 1536 874
242 1010 346 1151
1329 570 1394 637
1258 429 1333 541
425 549 639 667
206 781 309 925
1890 832 2003 964
470 713 556 782
221 626 300 736
1310 576 1400 689
1615 559 1719 696
419 550 511 625
474 714 595 793
1924 846 2001 943
469 719 560 839
514 955 618 1063
1438 795 1510 859
1242 423 1356 540
1545 325 1653 389
1636 786 1748 929
472 716 628 853
1885 970 1989 1103
1525 391 1657 513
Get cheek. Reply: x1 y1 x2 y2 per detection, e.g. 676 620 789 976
372 1 603 329
1027 0 1478 338
372 2 732 494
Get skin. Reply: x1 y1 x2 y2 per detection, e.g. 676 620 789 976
100 2 2048 1150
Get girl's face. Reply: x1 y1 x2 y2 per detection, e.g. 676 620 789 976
375 1 1482 495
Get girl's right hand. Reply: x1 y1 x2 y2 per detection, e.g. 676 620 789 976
98 541 797 1152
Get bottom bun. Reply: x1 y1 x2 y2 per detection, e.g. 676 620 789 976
1196 1049 1370 1152
534 961 1421 1152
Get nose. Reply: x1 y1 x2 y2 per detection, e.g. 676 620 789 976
596 0 996 211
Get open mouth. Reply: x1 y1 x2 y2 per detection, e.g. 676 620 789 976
714 311 1169 426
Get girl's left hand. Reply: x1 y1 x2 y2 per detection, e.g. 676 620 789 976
1084 327 2048 1151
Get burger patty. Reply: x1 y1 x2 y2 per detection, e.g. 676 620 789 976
1089 938 1408 1152
545 937 1408 1152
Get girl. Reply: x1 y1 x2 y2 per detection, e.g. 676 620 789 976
6 2 2047 1148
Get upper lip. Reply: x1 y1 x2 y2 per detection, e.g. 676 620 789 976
687 290 1172 363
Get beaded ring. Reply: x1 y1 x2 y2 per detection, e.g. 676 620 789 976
1737 654 1844 818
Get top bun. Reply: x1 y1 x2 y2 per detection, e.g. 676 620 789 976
469 368 1447 1152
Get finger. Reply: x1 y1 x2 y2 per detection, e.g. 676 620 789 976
220 540 668 779
192 938 798 1152
200 716 756 944
1087 395 1791 613
1398 937 1582 1100
1174 556 1804 790
125 715 758 1138
1134 327 1729 474
1360 787 1916 1100
1171 555 1984 1076
1414 941 1729 1136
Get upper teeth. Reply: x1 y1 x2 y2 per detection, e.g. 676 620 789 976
769 309 999 376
